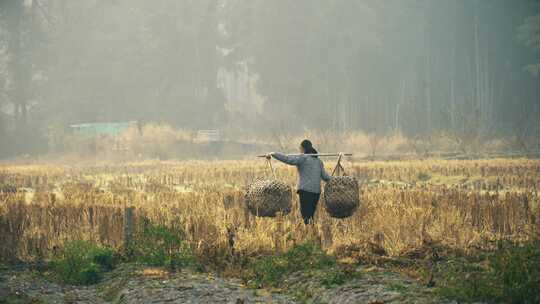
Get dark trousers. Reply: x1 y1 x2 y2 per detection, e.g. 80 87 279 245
298 190 320 224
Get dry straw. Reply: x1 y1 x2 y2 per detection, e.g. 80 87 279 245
0 158 539 262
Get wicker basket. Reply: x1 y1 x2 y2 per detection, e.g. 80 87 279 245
245 179 292 217
324 176 360 219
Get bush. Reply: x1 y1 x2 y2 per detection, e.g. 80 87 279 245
93 246 115 271
438 242 540 304
132 219 195 269
52 240 115 285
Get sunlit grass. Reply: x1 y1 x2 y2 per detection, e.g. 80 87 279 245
0 158 538 267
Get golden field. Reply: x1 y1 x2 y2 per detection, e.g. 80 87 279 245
1 158 539 267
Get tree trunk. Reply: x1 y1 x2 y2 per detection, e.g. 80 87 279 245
424 2 432 133
6 0 26 132
474 2 482 131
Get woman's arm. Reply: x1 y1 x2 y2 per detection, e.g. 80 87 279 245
271 152 306 166
320 160 332 182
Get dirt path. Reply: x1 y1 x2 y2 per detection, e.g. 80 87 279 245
0 264 448 304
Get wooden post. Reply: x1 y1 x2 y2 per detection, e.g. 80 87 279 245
274 218 283 252
123 207 134 256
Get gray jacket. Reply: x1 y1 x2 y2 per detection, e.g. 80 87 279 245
272 152 331 193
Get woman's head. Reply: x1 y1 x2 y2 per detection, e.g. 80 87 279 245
300 139 318 156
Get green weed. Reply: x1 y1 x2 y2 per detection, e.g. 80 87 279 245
320 268 348 288
0 293 42 304
437 242 540 304
132 219 195 269
250 242 337 287
387 283 409 293
52 240 115 285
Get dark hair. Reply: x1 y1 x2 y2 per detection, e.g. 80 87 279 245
301 139 318 157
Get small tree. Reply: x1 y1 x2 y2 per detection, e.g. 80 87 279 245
445 101 482 154
367 132 384 158
503 109 537 154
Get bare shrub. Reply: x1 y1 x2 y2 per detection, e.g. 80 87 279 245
408 134 435 157
383 132 409 154
124 123 194 159
343 131 371 155
367 133 384 158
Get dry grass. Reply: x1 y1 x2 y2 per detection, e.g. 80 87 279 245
0 158 539 266
42 124 539 162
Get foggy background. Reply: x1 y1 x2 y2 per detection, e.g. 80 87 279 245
0 0 539 159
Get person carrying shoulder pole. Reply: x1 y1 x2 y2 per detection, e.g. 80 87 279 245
266 139 331 224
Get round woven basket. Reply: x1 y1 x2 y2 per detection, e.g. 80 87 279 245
245 179 292 217
324 175 360 218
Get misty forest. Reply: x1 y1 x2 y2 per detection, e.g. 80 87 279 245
1 1 540 304
0 0 539 157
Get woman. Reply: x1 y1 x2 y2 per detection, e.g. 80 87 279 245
266 140 331 224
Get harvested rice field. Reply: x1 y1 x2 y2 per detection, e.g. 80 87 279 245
1 158 539 303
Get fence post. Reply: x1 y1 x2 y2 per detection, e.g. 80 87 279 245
123 207 134 256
